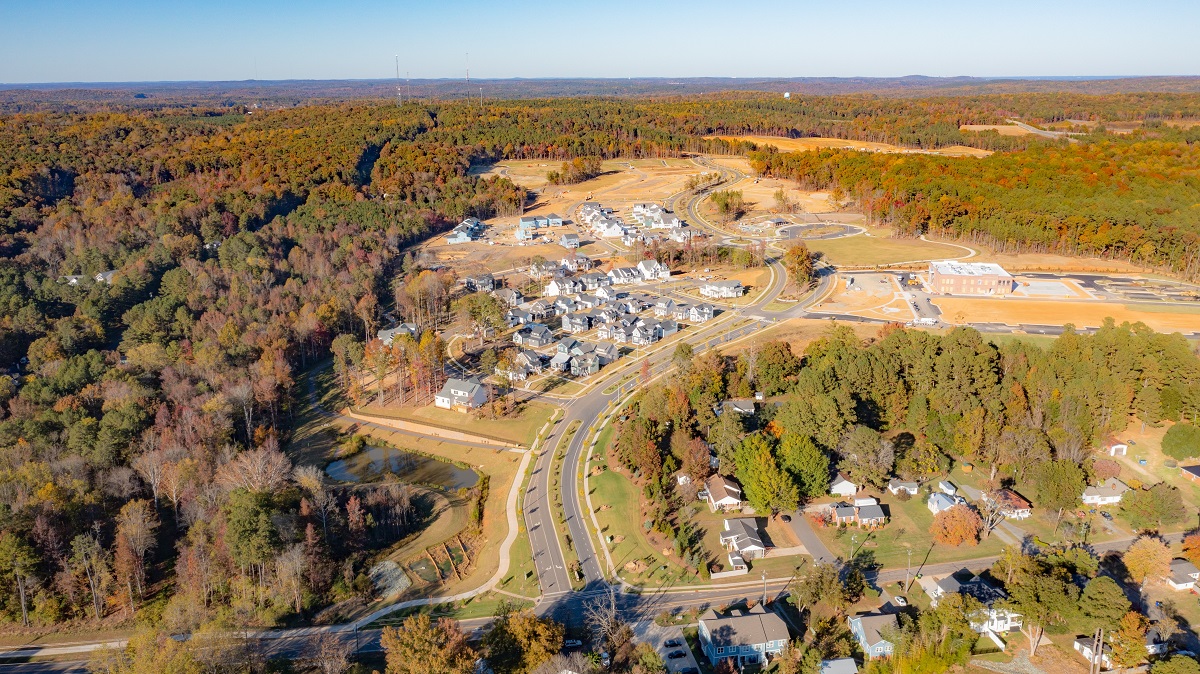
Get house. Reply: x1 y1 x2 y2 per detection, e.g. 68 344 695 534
1167 558 1200 590
717 400 756 416
1108 443 1128 457
446 227 476 244
498 350 545 381
529 261 560 279
546 213 564 226
570 353 601 377
552 297 578 316
378 323 420 345
523 300 551 320
595 220 625 238
1074 637 1112 669
1182 465 1200 483
820 659 859 674
938 480 957 495
561 254 593 273
593 343 620 364
1145 622 1171 656
608 267 641 285
658 319 679 339
1082 478 1130 506
434 377 488 411
560 233 580 249
494 287 523 307
504 308 532 328
94 270 117 284
701 280 745 299
689 303 715 323
830 473 858 497
706 475 743 512
669 227 697 243
887 479 919 496
464 273 495 292
580 271 609 290
654 298 677 318
698 605 789 669
720 518 767 565
849 613 897 659
562 313 591 334
544 278 582 297
856 504 887 528
636 259 671 281
919 569 1022 637
513 323 553 348
983 489 1032 519
927 493 965 515
832 504 859 525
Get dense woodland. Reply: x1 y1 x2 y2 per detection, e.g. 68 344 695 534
1 91 1200 646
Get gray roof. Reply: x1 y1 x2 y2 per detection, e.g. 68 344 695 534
721 518 764 550
1170 558 1199 584
851 613 897 648
858 504 886 521
821 659 859 674
1083 477 1129 499
701 604 789 648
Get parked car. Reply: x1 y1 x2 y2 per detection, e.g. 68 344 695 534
564 639 582 648
668 651 687 660
894 596 908 606
780 514 792 522
1101 511 1113 521
664 639 682 648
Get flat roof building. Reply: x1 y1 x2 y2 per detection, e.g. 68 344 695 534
928 261 1014 296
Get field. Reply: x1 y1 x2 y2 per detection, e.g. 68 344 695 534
707 135 992 158
953 244 1150 275
933 297 1200 333
807 232 970 267
354 400 557 447
726 178 843 214
959 124 1034 136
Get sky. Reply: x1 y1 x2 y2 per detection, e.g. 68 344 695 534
2 0 1199 83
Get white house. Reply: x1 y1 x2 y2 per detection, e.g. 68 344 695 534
636 259 671 281
561 233 580 249
983 489 1032 520
1074 638 1112 669
830 473 857 497
887 478 919 496
434 377 488 411
608 267 641 285
719 517 766 562
927 493 965 515
701 280 745 299
920 570 1022 640
544 278 582 297
938 480 958 495
689 303 715 323
1168 559 1200 590
595 219 625 238
706 474 743 512
1082 477 1130 506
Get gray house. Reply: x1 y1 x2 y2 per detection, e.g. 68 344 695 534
698 604 789 669
434 377 488 411
513 323 554 348
848 613 896 659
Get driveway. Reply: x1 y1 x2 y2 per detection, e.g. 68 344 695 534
787 512 836 563
631 621 702 673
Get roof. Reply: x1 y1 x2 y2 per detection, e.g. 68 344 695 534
1083 477 1130 499
722 518 764 550
831 473 855 488
834 505 857 519
989 489 1031 510
935 569 1006 605
1183 465 1200 479
889 478 918 490
821 659 859 674
705 279 743 288
700 604 789 648
438 377 484 401
706 474 742 502
851 613 897 648
928 493 957 511
1170 558 1199 584
929 261 1013 278
858 504 886 520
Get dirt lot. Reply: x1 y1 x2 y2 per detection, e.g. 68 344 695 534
708 135 992 158
933 297 1200 333
815 274 915 321
725 317 883 356
959 124 1033 136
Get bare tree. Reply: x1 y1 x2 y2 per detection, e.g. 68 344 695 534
308 632 354 674
274 544 307 614
132 447 168 508
216 441 293 493
294 465 336 540
116 499 158 596
584 587 628 653
978 492 1008 540
531 652 597 674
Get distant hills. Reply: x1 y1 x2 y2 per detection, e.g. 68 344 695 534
4 75 1200 111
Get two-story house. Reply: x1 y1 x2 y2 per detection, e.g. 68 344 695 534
698 605 789 669
848 613 897 660
434 377 488 411
919 569 1022 640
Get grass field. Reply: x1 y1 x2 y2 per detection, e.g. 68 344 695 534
960 124 1033 136
707 135 991 158
933 297 1200 333
808 233 969 267
356 401 556 447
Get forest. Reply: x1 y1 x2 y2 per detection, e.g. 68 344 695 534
2 90 1200 641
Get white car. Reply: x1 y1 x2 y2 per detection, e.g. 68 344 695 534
893 596 908 606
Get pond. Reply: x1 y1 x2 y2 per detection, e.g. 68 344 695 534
326 445 479 490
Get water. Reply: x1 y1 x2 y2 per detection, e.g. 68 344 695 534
325 445 479 490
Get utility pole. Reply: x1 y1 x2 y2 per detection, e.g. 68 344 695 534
905 547 912 594
761 569 768 606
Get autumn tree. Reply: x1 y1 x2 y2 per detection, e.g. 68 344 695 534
930 505 983 547
1124 536 1171 585
114 499 159 610
0 532 37 626
1110 611 1151 671
381 614 477 674
782 242 815 287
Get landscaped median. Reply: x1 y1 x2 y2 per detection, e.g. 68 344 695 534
550 419 586 590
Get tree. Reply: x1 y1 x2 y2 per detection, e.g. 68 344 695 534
215 444 293 493
735 433 799 515
930 505 983 547
1005 565 1077 656
1079 576 1131 631
782 242 815 287
1032 460 1086 532
778 434 830 499
455 292 504 347
1124 536 1171 585
1122 483 1186 530
1152 656 1200 674
1163 423 1200 460
790 562 847 617
1110 610 1150 671
381 614 477 674
681 436 715 486
0 532 36 626
1183 532 1200 565
482 604 564 674
837 425 893 489
114 499 158 607
309 632 354 674
977 490 1010 540
531 653 597 674
631 642 666 674
672 342 695 375
584 588 628 654
70 533 111 621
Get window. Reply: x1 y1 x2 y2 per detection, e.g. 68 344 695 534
717 648 724 654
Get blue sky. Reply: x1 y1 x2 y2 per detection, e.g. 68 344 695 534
2 0 1198 83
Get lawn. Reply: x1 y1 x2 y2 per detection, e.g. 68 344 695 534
288 361 349 466
356 400 557 447
500 456 541 598
551 420 585 590
808 234 966 267
810 490 1008 570
363 593 535 627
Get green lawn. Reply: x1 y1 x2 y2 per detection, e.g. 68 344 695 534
500 455 541 598
808 234 966 267
356 400 557 447
364 593 534 627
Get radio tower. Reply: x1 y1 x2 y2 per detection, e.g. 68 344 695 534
465 52 470 99
400 53 410 104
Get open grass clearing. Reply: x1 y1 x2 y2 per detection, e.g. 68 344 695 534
809 233 968 267
706 135 992 158
364 593 534 627
960 124 1034 136
354 400 556 447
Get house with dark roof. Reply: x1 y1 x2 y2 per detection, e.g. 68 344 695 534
1183 465 1200 483
513 323 553 348
698 605 789 669
494 287 523 307
719 518 766 566
706 475 743 512
918 568 1022 636
562 313 591 334
463 273 494 292
560 233 580 249
849 613 896 659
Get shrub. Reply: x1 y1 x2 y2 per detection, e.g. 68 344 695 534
1163 423 1200 460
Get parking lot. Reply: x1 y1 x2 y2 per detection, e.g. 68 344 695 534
631 621 702 673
